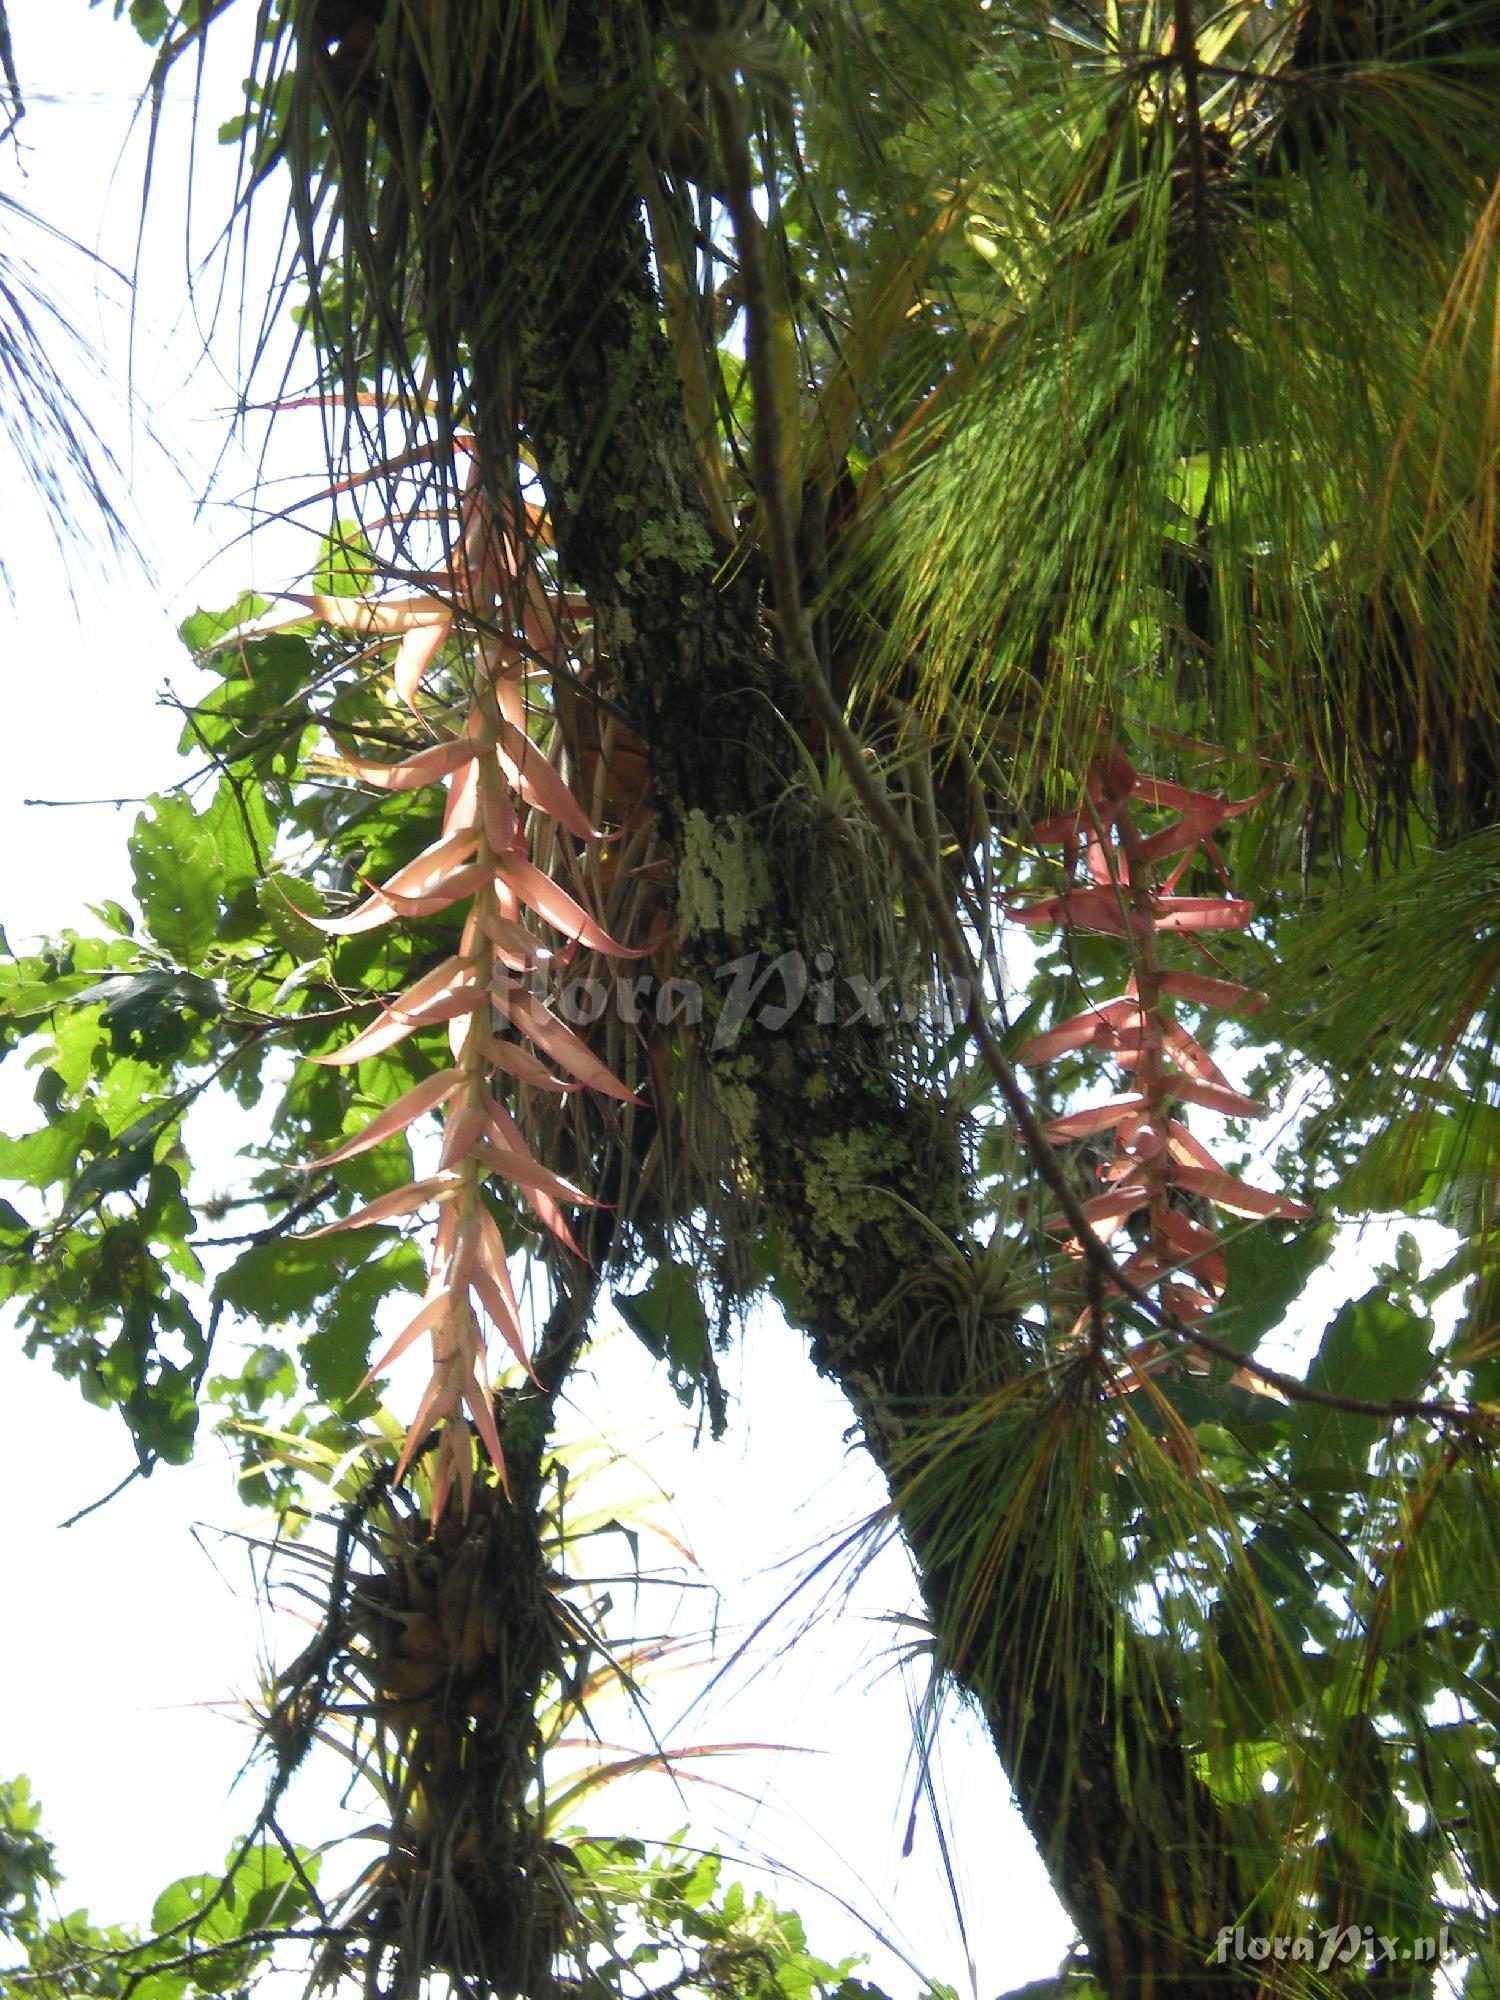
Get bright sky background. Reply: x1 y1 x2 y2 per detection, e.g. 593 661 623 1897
0 6 1448 1996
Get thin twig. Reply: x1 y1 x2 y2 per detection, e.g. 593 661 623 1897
58 1465 144 1530
196 1181 336 1246
24 792 163 808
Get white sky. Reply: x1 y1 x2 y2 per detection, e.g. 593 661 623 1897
0 6 1452 1995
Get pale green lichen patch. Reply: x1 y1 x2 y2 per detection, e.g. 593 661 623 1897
627 511 715 573
714 1076 759 1151
677 811 771 937
802 1129 893 1250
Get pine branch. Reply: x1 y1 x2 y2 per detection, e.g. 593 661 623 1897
713 68 1495 1446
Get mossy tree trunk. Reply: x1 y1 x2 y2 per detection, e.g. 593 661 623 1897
377 14 1263 1993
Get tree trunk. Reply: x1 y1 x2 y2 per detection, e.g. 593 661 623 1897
413 17 1264 1993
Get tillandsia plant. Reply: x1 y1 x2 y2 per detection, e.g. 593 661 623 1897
240 1410 764 1999
1011 745 1311 1381
252 454 645 1521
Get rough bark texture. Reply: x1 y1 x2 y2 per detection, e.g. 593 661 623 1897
393 12 1265 1992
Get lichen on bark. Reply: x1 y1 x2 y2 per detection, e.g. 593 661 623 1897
677 811 772 938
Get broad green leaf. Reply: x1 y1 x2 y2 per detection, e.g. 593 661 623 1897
63 1112 163 1210
747 1226 811 1329
177 592 270 657
616 1262 711 1404
201 777 277 904
312 517 376 598
1291 1288 1434 1474
304 1241 425 1401
0 1116 95 1190
125 0 170 43
130 797 226 969
150 1872 226 1938
217 1233 345 1325
1210 1220 1336 1358
258 869 325 951
98 1280 206 1466
88 970 219 1064
0 1198 32 1246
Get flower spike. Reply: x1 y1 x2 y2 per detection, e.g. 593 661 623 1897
1010 748 1311 1384
284 475 641 1518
